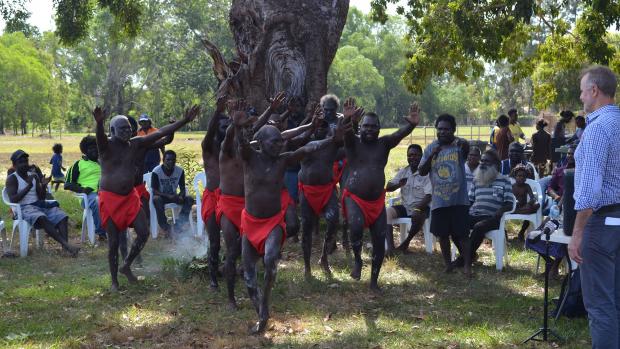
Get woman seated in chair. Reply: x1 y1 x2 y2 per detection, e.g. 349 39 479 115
5 150 79 256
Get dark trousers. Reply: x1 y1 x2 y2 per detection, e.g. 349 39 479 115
581 212 620 349
152 195 192 230
469 215 500 255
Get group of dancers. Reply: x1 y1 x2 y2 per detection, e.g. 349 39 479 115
95 94 420 333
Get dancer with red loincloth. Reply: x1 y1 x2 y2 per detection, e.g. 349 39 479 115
340 98 420 292
233 104 349 334
94 105 198 292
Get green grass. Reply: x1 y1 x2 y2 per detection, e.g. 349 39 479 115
0 128 590 348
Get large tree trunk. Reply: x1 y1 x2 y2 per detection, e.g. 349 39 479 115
207 0 349 112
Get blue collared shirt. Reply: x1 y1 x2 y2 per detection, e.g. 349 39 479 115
574 104 620 211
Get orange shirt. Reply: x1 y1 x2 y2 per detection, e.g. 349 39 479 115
137 127 158 136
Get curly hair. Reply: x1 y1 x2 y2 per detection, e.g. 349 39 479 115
52 143 63 154
79 136 97 155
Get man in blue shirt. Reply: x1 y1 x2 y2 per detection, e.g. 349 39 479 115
569 65 620 349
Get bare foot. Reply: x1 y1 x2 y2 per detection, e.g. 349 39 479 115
250 318 268 335
319 257 332 277
110 282 119 293
210 279 218 290
463 266 473 278
68 246 80 258
350 262 362 280
444 264 455 274
119 265 138 283
369 283 382 294
228 300 238 311
304 269 313 281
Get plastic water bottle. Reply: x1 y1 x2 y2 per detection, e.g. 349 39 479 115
550 204 560 220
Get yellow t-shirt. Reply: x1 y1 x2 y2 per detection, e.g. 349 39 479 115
509 122 524 142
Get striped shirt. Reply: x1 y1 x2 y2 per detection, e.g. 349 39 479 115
574 104 620 211
468 175 514 217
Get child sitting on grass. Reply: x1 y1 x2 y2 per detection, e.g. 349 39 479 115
50 143 66 192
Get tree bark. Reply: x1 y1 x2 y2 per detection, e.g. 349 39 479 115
207 0 349 113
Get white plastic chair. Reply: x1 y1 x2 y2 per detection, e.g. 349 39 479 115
0 220 7 254
74 193 96 244
2 188 44 257
483 198 517 271
193 172 207 238
504 178 543 236
387 196 455 260
143 172 180 239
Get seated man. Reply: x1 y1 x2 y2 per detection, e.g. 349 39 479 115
500 142 536 178
465 146 481 193
385 144 432 254
64 136 106 240
151 150 193 235
5 150 79 256
467 149 514 267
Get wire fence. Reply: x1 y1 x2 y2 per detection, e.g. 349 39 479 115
407 125 493 147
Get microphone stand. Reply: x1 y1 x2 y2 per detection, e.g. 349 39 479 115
524 227 563 343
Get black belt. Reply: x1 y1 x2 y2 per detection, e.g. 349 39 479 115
595 204 620 215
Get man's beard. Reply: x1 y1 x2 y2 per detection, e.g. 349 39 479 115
474 165 499 187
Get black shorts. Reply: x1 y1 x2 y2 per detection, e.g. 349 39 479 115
392 205 430 218
431 205 470 238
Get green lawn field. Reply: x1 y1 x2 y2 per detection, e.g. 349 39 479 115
0 127 589 349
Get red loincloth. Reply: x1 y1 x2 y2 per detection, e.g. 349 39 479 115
201 188 221 222
216 194 245 230
332 159 347 184
98 189 141 231
280 189 294 212
298 181 336 216
240 209 286 255
135 183 149 201
341 189 386 228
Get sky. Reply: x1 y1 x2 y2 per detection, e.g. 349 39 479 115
2 0 389 33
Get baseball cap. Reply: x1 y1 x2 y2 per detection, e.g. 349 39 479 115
10 149 29 162
139 114 150 122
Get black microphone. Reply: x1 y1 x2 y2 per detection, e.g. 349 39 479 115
531 219 560 243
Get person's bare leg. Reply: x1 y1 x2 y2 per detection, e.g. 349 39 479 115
57 217 69 242
36 217 79 256
455 235 472 277
345 197 364 280
206 213 221 288
254 227 283 334
369 209 387 293
118 230 128 261
300 193 316 280
222 216 241 310
319 193 339 277
106 221 121 291
439 237 454 273
397 215 425 253
241 236 261 332
285 203 299 244
119 209 148 283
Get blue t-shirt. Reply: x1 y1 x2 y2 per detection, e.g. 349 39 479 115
421 139 469 210
50 153 63 177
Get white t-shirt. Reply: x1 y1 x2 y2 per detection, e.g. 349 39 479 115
388 167 432 215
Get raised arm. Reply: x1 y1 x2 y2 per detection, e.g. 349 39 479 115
341 98 364 150
231 100 258 161
221 124 236 158
382 103 420 149
93 106 108 152
202 96 226 154
286 118 350 165
252 91 286 133
139 105 199 147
